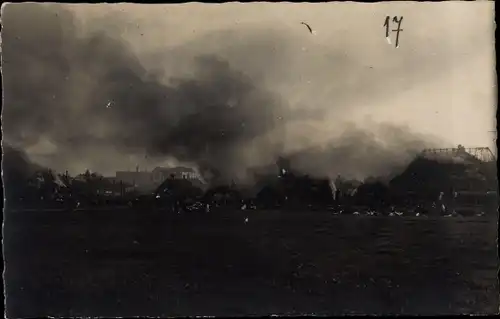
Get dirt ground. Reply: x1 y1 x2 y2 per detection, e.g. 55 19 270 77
4 208 499 317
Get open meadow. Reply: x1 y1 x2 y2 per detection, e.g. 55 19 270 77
4 208 499 316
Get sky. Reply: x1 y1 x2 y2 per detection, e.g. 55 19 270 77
1 2 496 181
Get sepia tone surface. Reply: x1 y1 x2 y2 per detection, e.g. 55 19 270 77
2 2 498 317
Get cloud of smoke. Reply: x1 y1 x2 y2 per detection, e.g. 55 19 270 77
2 143 43 179
1 143 45 202
287 122 438 181
2 4 442 185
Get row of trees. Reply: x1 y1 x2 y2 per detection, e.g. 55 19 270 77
5 169 137 207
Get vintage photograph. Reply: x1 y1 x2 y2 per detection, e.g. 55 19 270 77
2 2 498 317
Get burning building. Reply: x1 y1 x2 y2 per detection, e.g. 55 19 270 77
114 166 155 192
389 145 497 215
152 166 202 184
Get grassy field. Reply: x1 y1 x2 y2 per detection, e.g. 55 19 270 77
4 208 499 317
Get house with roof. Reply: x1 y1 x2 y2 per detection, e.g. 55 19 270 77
152 166 201 184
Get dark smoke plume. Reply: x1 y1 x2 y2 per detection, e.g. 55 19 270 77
1 143 45 202
287 123 438 181
2 144 43 180
2 4 286 181
2 4 440 185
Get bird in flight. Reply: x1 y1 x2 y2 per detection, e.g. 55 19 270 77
301 22 315 35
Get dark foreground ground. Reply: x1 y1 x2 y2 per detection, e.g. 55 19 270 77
4 208 499 317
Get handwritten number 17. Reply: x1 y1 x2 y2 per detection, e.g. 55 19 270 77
384 16 403 48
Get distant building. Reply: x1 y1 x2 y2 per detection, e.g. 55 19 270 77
113 166 203 193
99 177 128 196
115 170 154 191
152 166 201 184
102 177 120 184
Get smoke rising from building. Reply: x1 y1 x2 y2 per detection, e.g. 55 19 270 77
2 4 445 184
